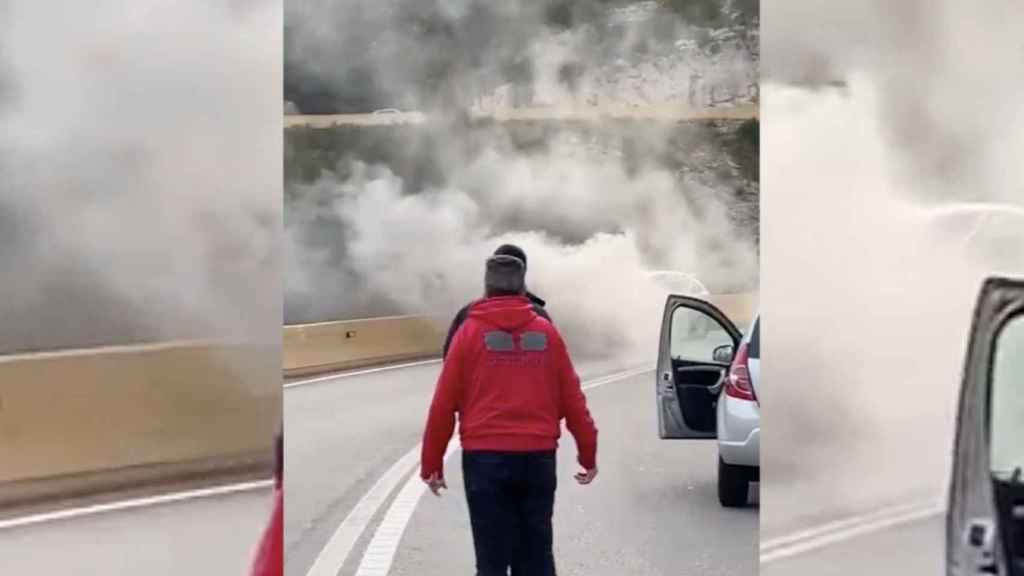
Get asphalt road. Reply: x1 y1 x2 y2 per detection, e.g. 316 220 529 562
285 358 758 576
0 485 272 575
761 514 943 576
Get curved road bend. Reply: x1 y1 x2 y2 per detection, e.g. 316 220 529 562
286 358 758 576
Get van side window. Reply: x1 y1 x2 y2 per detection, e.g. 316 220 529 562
669 306 732 363
990 314 1024 479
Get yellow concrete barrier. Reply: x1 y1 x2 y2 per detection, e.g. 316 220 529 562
0 341 279 509
282 292 758 377
708 292 759 328
283 315 445 378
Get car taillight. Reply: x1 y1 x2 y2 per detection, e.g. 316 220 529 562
725 342 756 401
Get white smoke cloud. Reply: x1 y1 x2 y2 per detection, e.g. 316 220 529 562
761 0 1024 537
290 123 757 364
284 2 759 365
0 0 281 353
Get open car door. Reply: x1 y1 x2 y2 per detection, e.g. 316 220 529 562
948 277 1024 576
657 295 742 439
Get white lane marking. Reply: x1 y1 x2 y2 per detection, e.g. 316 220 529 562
354 442 460 576
305 365 652 576
581 366 653 391
0 479 273 531
350 365 653 576
759 499 942 552
301 362 650 574
284 359 442 389
305 448 421 576
759 499 945 563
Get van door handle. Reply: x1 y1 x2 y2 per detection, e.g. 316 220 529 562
660 372 673 394
965 519 997 574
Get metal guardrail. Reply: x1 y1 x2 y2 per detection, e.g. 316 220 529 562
284 103 758 128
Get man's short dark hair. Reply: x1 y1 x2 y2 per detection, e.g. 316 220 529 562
494 244 527 270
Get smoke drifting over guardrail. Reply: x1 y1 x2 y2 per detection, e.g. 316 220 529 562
284 1 759 363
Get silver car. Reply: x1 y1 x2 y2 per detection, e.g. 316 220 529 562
656 296 760 507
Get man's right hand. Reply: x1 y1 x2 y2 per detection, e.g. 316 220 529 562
424 472 448 496
574 466 598 485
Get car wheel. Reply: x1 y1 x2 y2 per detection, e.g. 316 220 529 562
718 456 749 507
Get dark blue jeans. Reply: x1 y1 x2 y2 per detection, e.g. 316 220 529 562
462 450 558 576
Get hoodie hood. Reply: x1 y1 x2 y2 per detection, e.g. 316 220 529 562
526 290 546 308
468 296 538 331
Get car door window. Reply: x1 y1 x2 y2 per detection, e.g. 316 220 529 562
670 306 735 363
990 314 1024 479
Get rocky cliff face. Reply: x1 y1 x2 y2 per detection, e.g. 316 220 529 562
285 0 758 115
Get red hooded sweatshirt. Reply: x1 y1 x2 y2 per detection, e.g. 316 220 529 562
420 295 597 480
249 433 283 576
248 486 282 576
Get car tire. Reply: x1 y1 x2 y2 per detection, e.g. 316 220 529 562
718 456 749 507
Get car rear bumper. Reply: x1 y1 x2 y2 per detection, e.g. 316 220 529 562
717 396 760 467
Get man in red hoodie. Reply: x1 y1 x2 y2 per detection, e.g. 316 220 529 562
420 254 599 576
249 431 282 576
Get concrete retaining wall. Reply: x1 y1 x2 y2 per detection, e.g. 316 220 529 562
283 315 444 378
0 341 279 509
0 293 752 508
281 292 757 377
708 291 758 328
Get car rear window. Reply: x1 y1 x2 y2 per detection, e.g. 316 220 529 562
748 317 760 359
